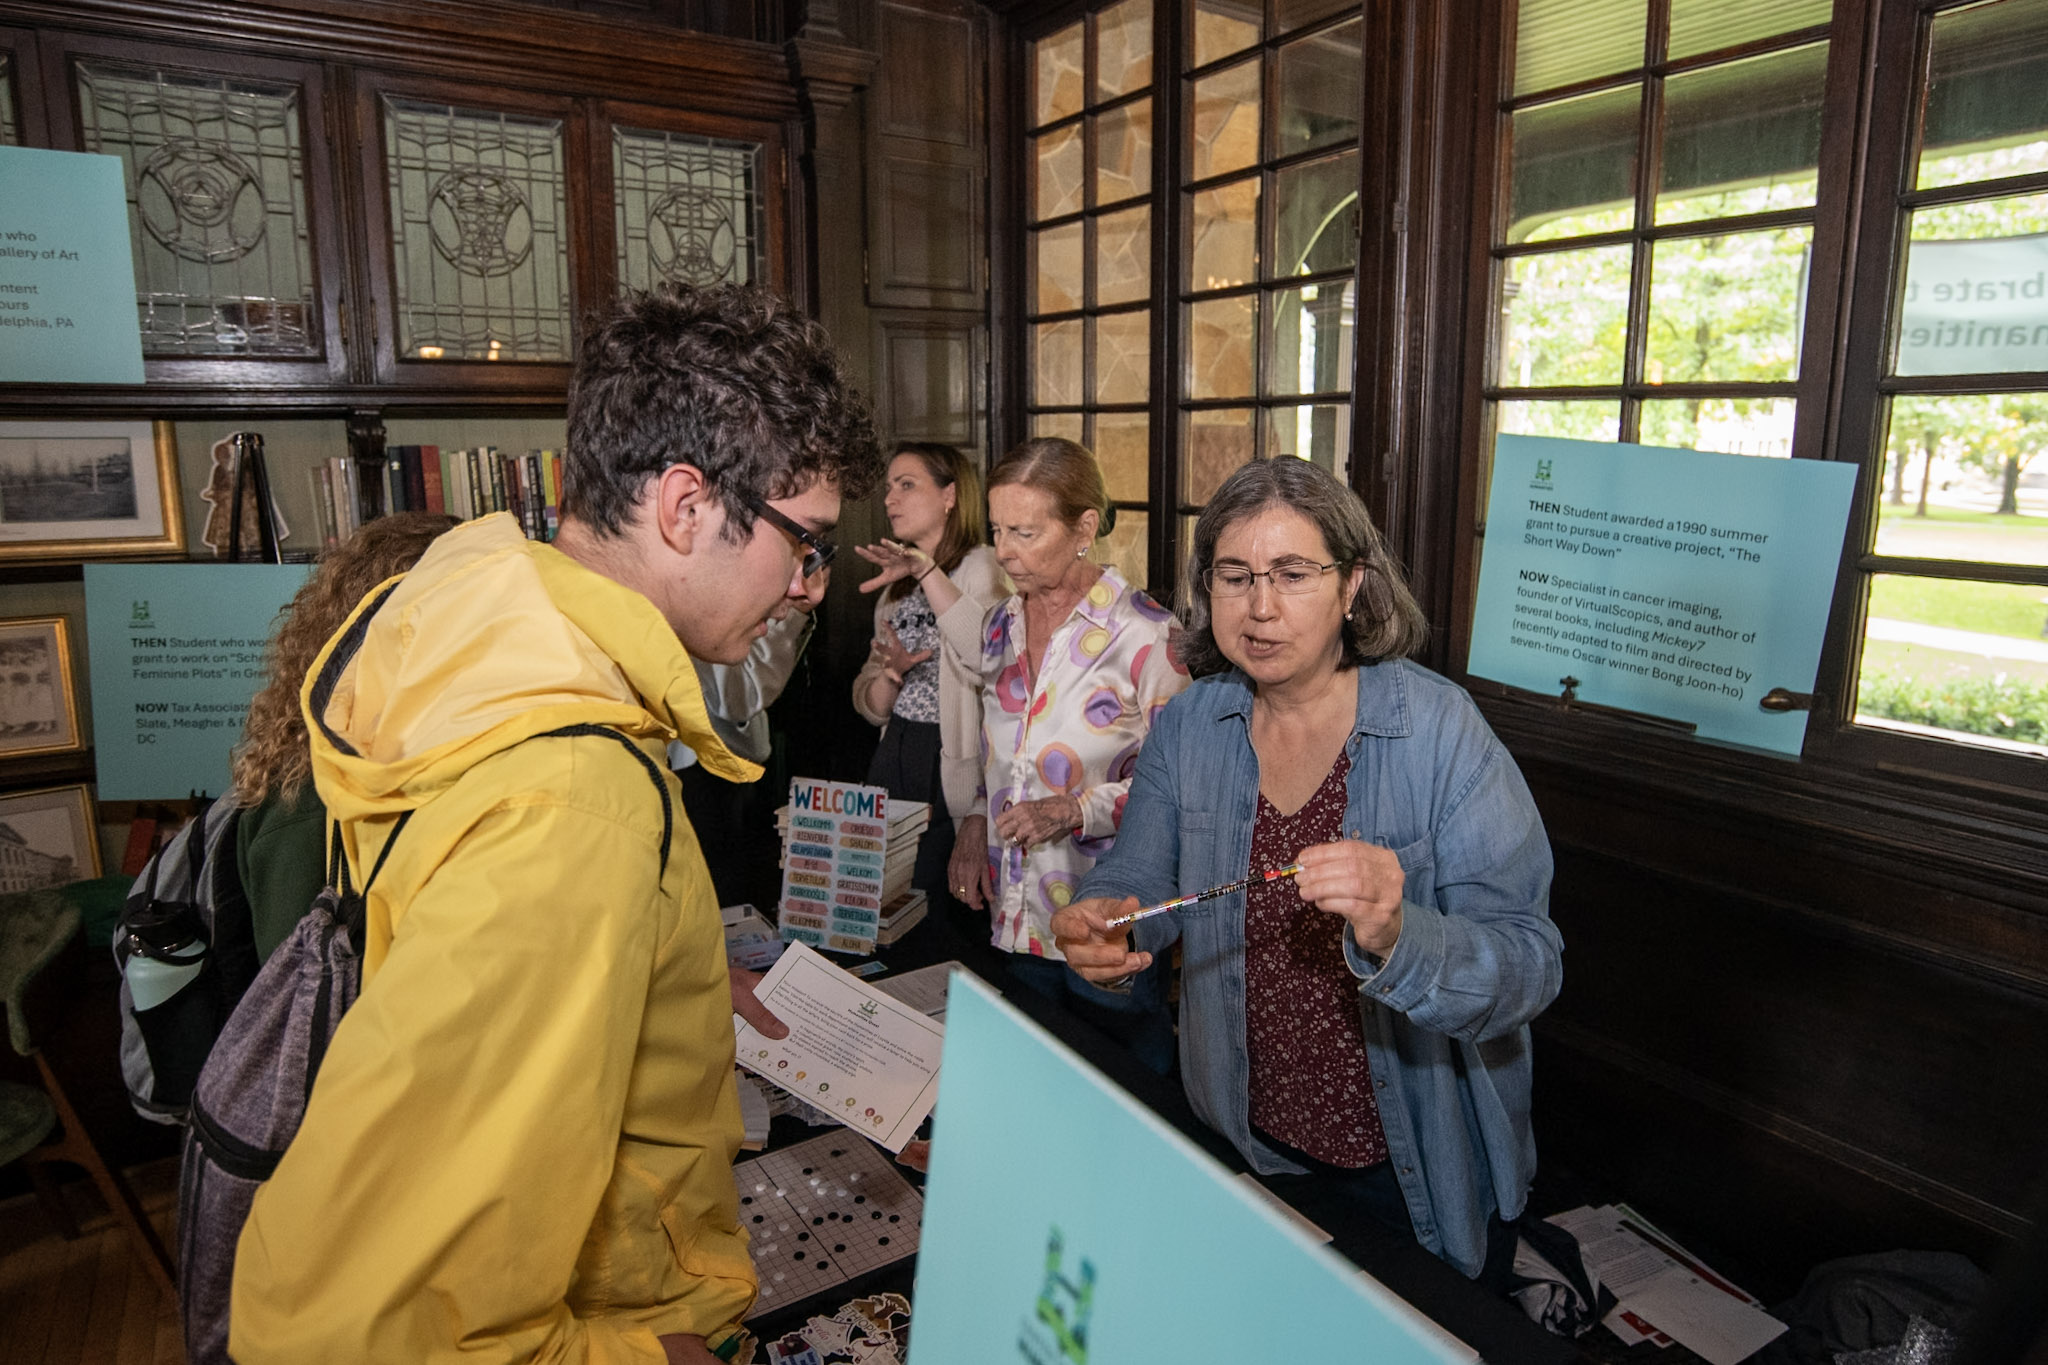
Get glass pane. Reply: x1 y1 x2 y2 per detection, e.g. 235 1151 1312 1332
1097 0 1154 100
1096 507 1152 590
1644 227 1811 383
1095 410 1150 501
1034 124 1085 221
1192 0 1260 68
1277 0 1355 37
1856 573 2048 755
1275 150 1358 276
1514 0 1647 98
0 53 16 145
1639 397 1796 457
1277 20 1361 158
1657 44 1825 226
1877 394 2048 565
1266 402 1352 483
1034 411 1086 441
1033 318 1084 406
1919 0 2048 191
1500 244 1632 387
1094 309 1151 404
1183 407 1257 503
1033 222 1085 315
1188 294 1256 398
1895 192 2048 377
1191 60 1261 181
1190 176 1258 291
1669 0 1831 61
1096 205 1152 306
1096 99 1153 205
76 62 319 357
613 128 761 293
1268 279 1355 396
1508 84 1640 244
1035 22 1086 127
1495 399 1621 442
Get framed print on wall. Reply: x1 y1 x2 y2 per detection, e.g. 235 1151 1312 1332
0 616 83 760
0 783 102 891
0 419 187 561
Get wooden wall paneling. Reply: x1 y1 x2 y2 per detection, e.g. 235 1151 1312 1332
866 0 985 311
872 311 984 448
30 30 353 391
0 23 46 144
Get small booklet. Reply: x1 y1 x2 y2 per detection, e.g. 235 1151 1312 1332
733 942 945 1153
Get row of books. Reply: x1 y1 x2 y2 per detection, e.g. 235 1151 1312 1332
307 445 565 551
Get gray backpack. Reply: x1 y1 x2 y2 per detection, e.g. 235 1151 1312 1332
175 723 674 1365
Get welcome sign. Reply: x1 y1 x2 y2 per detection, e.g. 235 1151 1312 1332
779 777 890 954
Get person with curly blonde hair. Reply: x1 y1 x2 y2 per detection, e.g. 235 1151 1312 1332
229 511 456 961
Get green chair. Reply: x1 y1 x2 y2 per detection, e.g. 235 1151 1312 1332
0 883 176 1298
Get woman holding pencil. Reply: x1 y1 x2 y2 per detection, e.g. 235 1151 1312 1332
1050 458 1561 1291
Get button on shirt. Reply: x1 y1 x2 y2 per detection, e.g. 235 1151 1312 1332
1075 660 1561 1279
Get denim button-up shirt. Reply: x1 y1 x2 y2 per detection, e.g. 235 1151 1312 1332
1075 659 1561 1278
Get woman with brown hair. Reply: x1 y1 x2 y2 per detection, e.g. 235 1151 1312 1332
853 443 1006 905
230 511 457 960
859 437 1188 1070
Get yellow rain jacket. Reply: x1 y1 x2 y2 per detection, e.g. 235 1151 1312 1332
232 514 763 1363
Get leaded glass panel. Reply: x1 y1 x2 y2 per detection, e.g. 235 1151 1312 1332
76 62 317 356
613 127 762 292
383 97 570 362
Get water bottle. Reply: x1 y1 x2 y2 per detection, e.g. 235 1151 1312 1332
122 919 209 1011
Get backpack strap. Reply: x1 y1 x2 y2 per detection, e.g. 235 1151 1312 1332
532 723 674 869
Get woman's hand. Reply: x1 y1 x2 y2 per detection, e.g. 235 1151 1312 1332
949 815 992 910
870 621 932 684
658 1334 721 1365
895 1139 931 1173
994 794 1081 848
1292 838 1405 959
854 538 932 594
1050 897 1153 984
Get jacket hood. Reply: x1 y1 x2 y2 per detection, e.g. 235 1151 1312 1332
303 514 760 824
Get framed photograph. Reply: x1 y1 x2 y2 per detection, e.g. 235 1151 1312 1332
0 783 102 890
0 419 187 561
0 616 83 760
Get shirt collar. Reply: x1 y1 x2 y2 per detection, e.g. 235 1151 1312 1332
1214 659 1413 739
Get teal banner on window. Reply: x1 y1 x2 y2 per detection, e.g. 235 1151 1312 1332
84 563 311 800
1468 435 1857 756
0 146 145 384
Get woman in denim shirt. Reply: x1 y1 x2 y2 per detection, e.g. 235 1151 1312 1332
1053 459 1561 1287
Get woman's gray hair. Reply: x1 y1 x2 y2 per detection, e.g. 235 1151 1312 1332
1178 458 1428 676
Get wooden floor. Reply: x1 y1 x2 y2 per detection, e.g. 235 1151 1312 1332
0 1157 183 1365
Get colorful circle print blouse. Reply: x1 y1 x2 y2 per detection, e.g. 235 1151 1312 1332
936 565 1190 956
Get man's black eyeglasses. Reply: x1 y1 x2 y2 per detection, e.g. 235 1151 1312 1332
747 497 836 578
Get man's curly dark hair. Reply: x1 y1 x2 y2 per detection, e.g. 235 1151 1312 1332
563 283 883 539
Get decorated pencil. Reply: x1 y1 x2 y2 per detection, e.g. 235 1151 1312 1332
1104 862 1305 928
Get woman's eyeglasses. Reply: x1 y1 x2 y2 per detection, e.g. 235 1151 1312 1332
747 497 836 578
1204 561 1340 596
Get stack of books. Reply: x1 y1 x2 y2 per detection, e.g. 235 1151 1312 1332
309 445 565 552
877 890 927 944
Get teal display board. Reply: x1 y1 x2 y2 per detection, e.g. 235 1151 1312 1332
0 146 145 384
1469 435 1857 755
84 563 311 799
911 975 1473 1365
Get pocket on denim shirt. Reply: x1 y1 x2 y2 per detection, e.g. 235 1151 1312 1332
1177 810 1222 912
1389 832 1435 908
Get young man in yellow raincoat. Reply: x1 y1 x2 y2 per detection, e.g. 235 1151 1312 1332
230 284 882 1364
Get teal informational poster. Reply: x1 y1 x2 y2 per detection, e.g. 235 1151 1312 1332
1469 435 1857 755
0 146 146 384
83 563 311 799
911 975 1473 1365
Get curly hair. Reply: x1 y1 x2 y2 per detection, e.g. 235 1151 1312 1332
1178 458 1427 677
562 282 884 540
883 441 986 603
230 513 457 808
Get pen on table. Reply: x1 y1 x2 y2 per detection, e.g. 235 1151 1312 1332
1104 862 1305 929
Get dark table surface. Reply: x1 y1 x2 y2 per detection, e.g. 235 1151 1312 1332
743 900 1583 1365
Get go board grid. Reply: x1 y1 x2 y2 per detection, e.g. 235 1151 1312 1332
736 1132 924 1320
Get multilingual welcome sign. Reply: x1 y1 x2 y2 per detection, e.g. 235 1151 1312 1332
1468 435 1856 755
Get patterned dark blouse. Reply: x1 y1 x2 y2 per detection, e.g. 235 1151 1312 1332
1243 749 1390 1168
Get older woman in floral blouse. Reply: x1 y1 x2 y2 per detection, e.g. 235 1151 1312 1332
858 437 1188 1068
